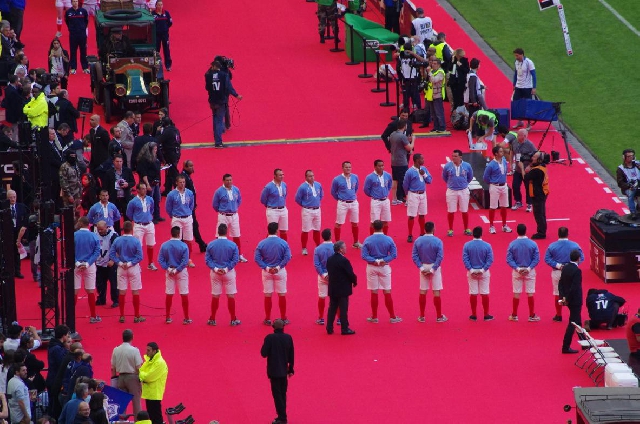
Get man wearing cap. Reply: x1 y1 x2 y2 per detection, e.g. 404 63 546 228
139 341 168 424
411 8 434 44
165 175 195 267
294 169 324 256
205 223 241 327
126 182 158 271
100 26 134 61
157 226 191 325
74 216 102 324
260 319 294 424
260 169 289 241
212 173 248 262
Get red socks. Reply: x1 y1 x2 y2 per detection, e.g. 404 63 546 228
433 296 442 318
312 230 321 246
233 237 242 253
369 226 374 235
351 225 359 244
334 226 341 242
264 297 272 320
419 294 426 316
470 295 478 316
512 298 519 316
500 207 508 226
278 296 287 319
279 231 288 241
165 294 173 319
384 292 395 318
447 213 454 231
418 215 425 235
318 297 326 319
186 241 192 256
408 218 414 237
370 292 378 318
133 294 140 317
210 297 220 320
382 225 388 235
147 247 154 266
488 209 495 226
181 295 189 319
527 296 535 316
462 212 469 229
301 232 309 249
119 294 125 316
88 292 96 317
228 297 236 320
554 295 562 317
481 295 490 314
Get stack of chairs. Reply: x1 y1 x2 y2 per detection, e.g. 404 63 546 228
572 322 624 386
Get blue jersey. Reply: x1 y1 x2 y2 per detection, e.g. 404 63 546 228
483 157 508 185
260 181 287 208
109 234 143 265
165 189 194 217
363 172 392 199
506 237 540 269
462 239 494 270
403 166 432 193
74 228 101 265
126 195 154 223
331 173 359 201
87 201 121 227
205 237 240 270
411 234 443 269
313 242 334 275
255 236 291 269
158 239 189 272
362 233 397 263
212 185 242 213
544 239 584 268
442 161 473 190
295 182 323 208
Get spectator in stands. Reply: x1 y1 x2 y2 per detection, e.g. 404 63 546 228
131 123 155 172
136 143 163 223
0 124 18 150
9 0 26 41
7 364 30 424
383 0 402 34
88 393 108 424
65 0 89 75
48 38 70 90
584 289 626 331
17 334 45 393
2 75 25 140
56 89 80 134
58 383 89 424
13 52 27 75
23 83 48 128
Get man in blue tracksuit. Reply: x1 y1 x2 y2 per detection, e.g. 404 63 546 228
205 61 242 148
74 216 101 323
462 226 494 321
412 221 446 323
109 221 145 323
255 222 292 326
65 0 89 74
544 227 584 322
158 226 191 324
205 223 241 326
152 1 172 71
506 223 540 322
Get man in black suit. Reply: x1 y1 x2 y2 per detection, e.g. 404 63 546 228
2 76 25 141
7 189 28 278
88 114 110 174
181 160 207 252
40 128 64 204
326 240 357 335
260 319 294 424
104 155 135 233
558 249 583 354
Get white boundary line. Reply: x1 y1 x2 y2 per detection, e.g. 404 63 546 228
603 187 612 193
598 0 640 37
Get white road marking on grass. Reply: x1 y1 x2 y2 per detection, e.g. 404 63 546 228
479 215 489 223
612 197 621 203
599 0 640 37
603 187 612 193
576 158 585 164
594 177 603 184
585 167 594 174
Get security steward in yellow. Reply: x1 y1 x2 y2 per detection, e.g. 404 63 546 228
23 83 48 128
139 342 168 424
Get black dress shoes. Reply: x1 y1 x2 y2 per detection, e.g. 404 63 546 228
531 233 546 240
15 273 24 279
562 348 579 354
326 329 334 335
341 329 356 335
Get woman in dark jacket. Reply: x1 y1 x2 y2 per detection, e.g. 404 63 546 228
89 392 109 424
449 48 470 109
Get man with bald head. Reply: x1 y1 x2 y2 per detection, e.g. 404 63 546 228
95 220 119 307
8 189 28 279
88 114 111 174
510 128 537 212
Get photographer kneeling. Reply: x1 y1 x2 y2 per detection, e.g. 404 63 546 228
585 289 626 331
616 149 640 215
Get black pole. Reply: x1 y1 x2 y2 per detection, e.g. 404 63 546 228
345 23 359 65
371 51 386 93
325 22 334 40
358 38 372 78
329 18 343 53
380 74 396 107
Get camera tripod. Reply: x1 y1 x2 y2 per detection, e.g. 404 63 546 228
535 102 572 166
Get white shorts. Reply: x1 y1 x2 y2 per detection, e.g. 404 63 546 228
445 188 470 213
336 200 359 224
117 264 142 291
171 215 194 241
467 270 490 295
301 207 321 232
419 265 442 291
266 207 288 231
262 268 287 294
134 222 155 247
366 264 391 291
55 0 72 8
489 184 509 209
217 213 240 238
551 269 561 296
407 190 427 217
512 268 536 294
165 269 189 295
74 263 96 290
370 198 391 222
317 274 328 298
210 269 238 296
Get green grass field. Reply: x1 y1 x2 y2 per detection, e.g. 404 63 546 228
447 0 640 175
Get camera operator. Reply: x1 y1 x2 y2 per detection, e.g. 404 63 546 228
616 149 640 215
205 60 242 148
584 289 626 331
394 38 427 112
214 55 235 131
524 151 550 240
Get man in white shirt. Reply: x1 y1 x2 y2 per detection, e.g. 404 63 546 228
411 8 434 44
512 48 537 101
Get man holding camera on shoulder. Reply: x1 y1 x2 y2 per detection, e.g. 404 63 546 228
617 149 640 215
205 60 242 149
394 37 427 113
524 151 549 240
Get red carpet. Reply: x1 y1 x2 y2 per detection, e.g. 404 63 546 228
15 0 638 423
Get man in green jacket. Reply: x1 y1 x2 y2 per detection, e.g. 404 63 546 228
139 342 168 424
